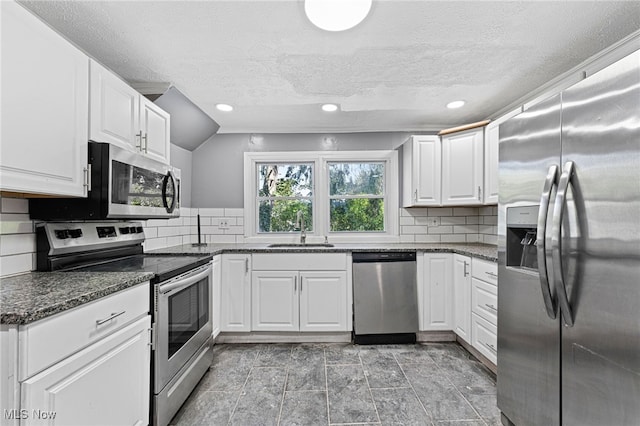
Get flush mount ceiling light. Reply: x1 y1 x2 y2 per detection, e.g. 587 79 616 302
321 103 339 112
305 0 372 32
216 103 233 112
446 100 466 109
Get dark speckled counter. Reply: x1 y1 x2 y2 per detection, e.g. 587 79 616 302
1 272 154 325
149 243 498 262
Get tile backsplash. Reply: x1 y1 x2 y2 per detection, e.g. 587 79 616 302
399 206 498 245
0 195 496 278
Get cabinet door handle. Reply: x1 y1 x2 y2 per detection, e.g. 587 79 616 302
142 132 148 153
463 261 469 277
136 131 143 150
484 303 497 311
294 276 297 293
486 342 497 353
414 189 417 202
478 186 482 201
245 258 249 274
96 311 126 326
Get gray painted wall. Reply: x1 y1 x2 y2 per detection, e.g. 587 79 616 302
191 132 427 208
170 144 193 207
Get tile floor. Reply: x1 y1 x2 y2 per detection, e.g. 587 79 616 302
170 342 500 426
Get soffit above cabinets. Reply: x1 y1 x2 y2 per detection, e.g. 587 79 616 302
19 1 640 134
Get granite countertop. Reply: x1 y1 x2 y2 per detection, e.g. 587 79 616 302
149 242 498 262
0 271 154 325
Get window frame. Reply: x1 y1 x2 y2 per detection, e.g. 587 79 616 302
244 150 399 243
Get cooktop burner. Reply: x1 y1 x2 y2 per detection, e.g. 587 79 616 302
70 254 212 283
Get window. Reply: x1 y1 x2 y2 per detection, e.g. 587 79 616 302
329 162 385 232
256 163 313 233
244 151 398 242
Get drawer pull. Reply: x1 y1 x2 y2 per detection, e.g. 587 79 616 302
485 271 497 278
486 342 497 353
96 311 126 326
484 303 497 311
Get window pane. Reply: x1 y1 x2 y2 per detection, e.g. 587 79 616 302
330 198 384 232
257 164 313 197
258 200 313 233
329 163 384 196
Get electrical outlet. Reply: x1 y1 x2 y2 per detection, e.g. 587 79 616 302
218 220 229 229
428 218 439 227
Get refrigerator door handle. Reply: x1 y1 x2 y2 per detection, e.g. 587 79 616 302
537 165 558 320
551 161 575 327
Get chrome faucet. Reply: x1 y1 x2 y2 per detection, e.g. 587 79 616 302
296 210 306 244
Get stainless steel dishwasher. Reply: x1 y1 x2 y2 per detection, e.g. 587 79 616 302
352 252 418 344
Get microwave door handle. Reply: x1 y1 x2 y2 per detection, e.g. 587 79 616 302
159 266 210 295
551 161 575 327
537 165 558 320
162 171 176 214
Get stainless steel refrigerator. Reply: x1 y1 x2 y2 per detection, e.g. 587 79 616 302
497 49 640 426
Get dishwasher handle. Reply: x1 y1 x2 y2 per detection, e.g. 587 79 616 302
352 252 416 263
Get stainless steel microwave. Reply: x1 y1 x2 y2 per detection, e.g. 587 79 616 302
30 142 180 220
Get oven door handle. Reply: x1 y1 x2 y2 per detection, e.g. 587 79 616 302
159 265 211 295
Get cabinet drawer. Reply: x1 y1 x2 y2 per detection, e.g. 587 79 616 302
252 253 346 271
471 313 497 365
472 258 497 285
19 282 149 380
471 278 497 326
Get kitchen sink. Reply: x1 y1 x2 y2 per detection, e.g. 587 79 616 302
267 243 335 248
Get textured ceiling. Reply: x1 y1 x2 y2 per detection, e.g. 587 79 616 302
19 0 640 135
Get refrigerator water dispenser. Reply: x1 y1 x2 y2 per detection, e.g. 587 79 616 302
506 205 540 270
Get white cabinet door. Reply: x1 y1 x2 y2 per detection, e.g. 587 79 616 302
20 316 150 426
453 254 472 342
140 97 170 164
483 122 500 205
252 271 298 331
441 129 484 206
1 2 89 197
420 254 453 331
211 256 222 338
299 271 348 332
402 136 441 206
221 254 251 332
89 60 140 152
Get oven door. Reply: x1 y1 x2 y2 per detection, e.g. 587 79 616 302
108 143 180 219
154 263 212 393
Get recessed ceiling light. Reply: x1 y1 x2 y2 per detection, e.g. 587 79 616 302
446 100 466 109
322 103 339 112
305 0 372 32
216 103 233 112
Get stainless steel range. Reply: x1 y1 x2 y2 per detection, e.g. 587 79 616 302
36 221 213 426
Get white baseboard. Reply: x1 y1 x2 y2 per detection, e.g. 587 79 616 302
216 331 352 344
416 331 457 342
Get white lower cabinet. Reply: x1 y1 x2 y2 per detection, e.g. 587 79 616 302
20 316 150 426
220 254 251 332
251 270 348 332
419 253 453 331
452 254 472 342
250 253 349 333
471 313 497 364
211 255 222 338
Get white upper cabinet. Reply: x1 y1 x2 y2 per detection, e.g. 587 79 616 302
90 60 170 164
402 136 441 207
483 108 521 204
89 60 140 151
1 1 89 197
141 98 171 163
441 128 484 206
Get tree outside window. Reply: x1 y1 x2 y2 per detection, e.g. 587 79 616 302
257 163 313 233
329 162 385 232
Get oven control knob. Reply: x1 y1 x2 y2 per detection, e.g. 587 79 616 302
119 227 130 235
68 229 83 239
130 226 137 234
136 226 144 234
54 230 69 239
